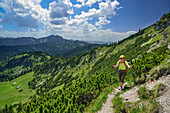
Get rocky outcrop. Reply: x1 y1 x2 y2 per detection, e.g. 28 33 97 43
154 13 170 31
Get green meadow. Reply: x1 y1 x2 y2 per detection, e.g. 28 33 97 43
0 72 35 108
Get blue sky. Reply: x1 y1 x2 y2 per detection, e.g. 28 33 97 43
0 0 169 42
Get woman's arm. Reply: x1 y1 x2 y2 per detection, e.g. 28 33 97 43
112 65 119 68
126 61 132 68
127 63 132 68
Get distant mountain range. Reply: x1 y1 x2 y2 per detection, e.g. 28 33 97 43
0 35 101 61
0 35 64 46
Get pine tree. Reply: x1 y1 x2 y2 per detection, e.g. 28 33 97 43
27 105 30 113
17 101 22 112
39 105 43 113
5 104 8 113
9 105 14 113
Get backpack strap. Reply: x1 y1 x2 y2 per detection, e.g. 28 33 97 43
118 60 127 72
123 61 126 66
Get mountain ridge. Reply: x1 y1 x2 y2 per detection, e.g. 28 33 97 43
0 35 101 61
0 35 64 46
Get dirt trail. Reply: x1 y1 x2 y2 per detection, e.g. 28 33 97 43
98 75 170 113
98 83 127 113
97 88 120 113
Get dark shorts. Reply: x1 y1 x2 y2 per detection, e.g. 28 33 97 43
118 70 127 83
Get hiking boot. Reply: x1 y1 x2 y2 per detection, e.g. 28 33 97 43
118 86 123 91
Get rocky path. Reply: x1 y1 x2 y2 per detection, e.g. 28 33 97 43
98 83 127 113
154 75 170 113
97 88 120 113
98 75 170 113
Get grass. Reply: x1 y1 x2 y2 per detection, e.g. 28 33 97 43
112 85 159 113
0 72 36 108
84 83 119 113
154 83 164 98
112 93 125 113
49 83 64 92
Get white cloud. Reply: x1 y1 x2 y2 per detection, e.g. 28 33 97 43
75 0 119 19
77 0 86 3
95 16 110 28
49 0 73 19
0 21 136 42
86 0 102 7
28 28 36 32
98 0 119 18
67 18 86 26
0 2 10 12
0 25 3 30
75 0 119 29
74 0 86 8
0 0 48 28
74 4 83 8
75 8 99 19
117 6 123 10
0 0 132 42
50 17 68 25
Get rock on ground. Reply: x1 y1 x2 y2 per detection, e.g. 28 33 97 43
120 86 140 103
154 75 170 113
98 83 127 113
97 87 121 113
98 74 170 113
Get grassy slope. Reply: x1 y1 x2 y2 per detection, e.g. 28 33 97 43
84 17 170 112
111 56 169 113
0 72 35 107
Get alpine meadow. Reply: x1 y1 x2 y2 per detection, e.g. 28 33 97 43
0 11 169 113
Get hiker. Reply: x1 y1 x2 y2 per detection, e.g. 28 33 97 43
112 55 132 91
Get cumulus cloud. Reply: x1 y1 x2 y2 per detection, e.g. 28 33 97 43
75 0 119 19
86 0 102 7
67 18 86 26
74 4 83 8
49 0 73 19
0 0 48 28
74 0 86 8
95 16 110 28
74 0 119 29
98 0 119 18
77 0 86 3
0 0 134 42
50 17 68 25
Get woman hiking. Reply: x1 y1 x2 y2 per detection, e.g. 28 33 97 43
112 55 132 91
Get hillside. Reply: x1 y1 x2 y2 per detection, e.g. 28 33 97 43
0 52 52 82
0 35 100 61
0 12 169 113
0 35 64 46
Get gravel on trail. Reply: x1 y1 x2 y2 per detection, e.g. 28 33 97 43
98 75 170 113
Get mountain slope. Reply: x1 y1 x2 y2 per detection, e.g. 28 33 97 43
0 52 51 82
0 12 169 112
0 37 100 61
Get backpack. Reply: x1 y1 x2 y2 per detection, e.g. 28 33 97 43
118 60 127 72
